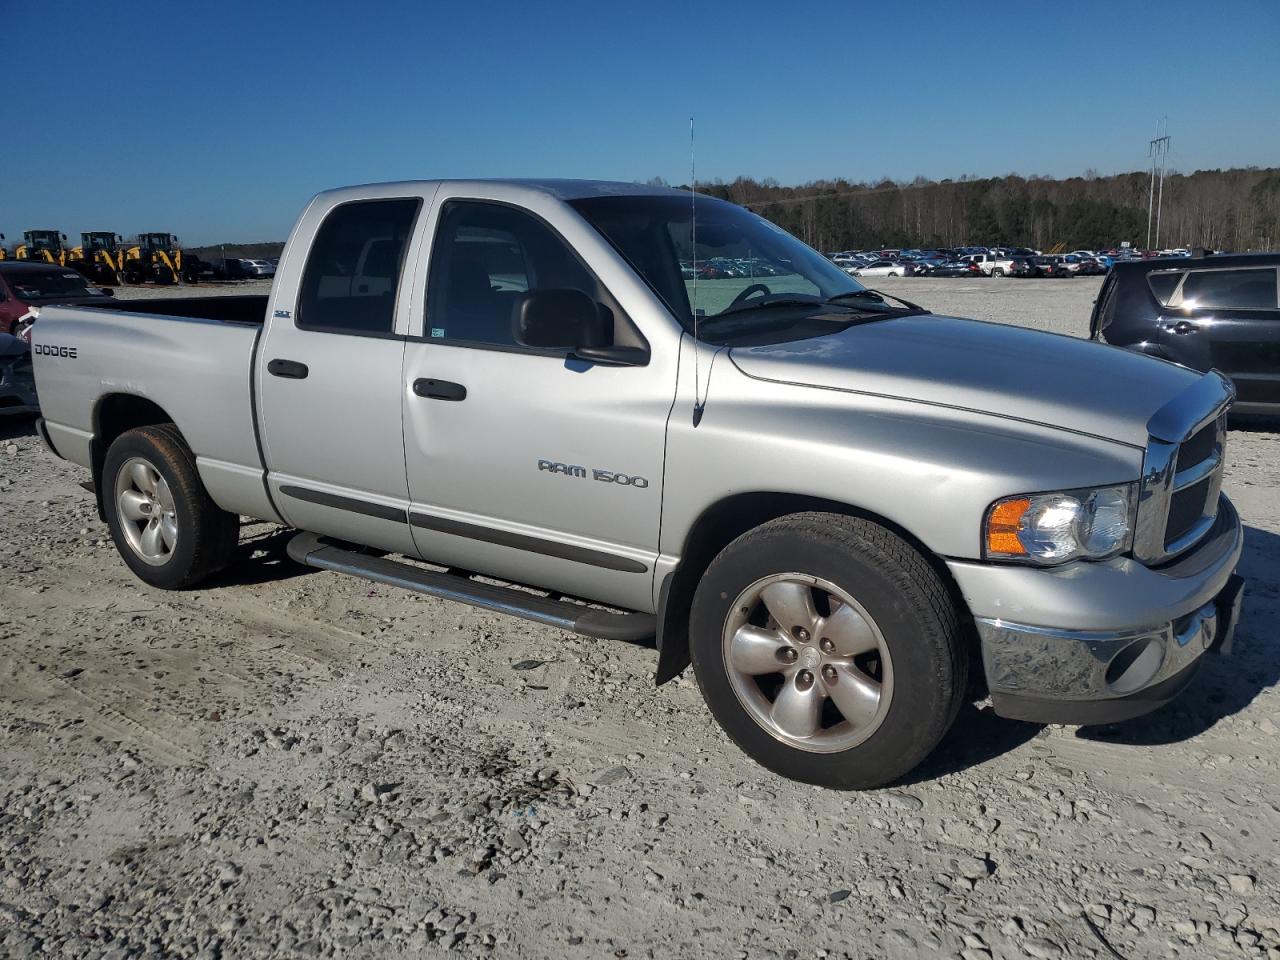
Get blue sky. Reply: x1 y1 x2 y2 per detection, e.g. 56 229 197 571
4 0 1278 245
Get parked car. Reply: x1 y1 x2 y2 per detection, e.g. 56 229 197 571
1033 255 1068 277
851 259 911 277
242 259 277 278
31 179 1244 789
1092 252 1280 415
206 257 258 281
962 252 1020 277
0 333 37 415
0 262 116 338
1006 257 1039 278
925 260 983 277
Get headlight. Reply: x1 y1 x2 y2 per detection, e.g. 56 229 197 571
984 484 1137 565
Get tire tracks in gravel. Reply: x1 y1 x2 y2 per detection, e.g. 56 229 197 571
0 561 395 765
0 632 200 766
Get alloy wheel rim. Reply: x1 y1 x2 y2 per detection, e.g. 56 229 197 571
114 457 178 566
722 573 893 753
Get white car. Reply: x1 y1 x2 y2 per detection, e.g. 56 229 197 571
851 259 909 277
244 259 276 278
962 252 1018 277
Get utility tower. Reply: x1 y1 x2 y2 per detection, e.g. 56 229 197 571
1146 118 1171 250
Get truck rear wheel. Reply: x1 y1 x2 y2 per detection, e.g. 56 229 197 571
689 513 966 789
102 425 239 589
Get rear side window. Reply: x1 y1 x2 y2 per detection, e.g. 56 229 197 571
1179 268 1278 310
1146 270 1184 306
297 198 420 335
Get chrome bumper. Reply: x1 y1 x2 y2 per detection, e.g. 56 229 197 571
949 496 1244 724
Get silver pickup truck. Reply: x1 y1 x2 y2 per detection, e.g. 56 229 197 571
31 180 1245 788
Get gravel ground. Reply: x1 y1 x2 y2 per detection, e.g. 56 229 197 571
1 277 1277 960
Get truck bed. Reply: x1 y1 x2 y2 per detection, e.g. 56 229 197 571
31 297 273 522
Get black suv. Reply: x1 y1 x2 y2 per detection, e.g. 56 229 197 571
1092 253 1280 415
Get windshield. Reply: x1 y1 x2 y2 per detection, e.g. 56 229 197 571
570 194 868 332
5 270 98 300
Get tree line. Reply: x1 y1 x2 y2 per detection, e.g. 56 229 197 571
681 167 1280 253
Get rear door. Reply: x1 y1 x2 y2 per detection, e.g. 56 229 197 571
255 191 432 554
1171 265 1280 407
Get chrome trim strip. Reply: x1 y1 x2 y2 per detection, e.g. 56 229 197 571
1133 437 1177 563
1172 451 1221 491
1164 514 1218 557
974 616 1164 644
1173 603 1217 648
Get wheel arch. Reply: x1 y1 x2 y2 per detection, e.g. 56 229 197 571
655 491 978 687
90 393 181 517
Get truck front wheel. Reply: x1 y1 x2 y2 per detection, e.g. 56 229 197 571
689 513 966 789
102 425 239 589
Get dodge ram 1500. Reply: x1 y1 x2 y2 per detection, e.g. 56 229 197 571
31 180 1245 788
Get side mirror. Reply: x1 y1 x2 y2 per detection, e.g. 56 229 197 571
513 288 606 350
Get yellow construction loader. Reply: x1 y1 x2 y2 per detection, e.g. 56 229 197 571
67 232 125 285
120 233 203 284
15 230 67 265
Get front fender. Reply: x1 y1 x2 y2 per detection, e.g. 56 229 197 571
660 367 1144 564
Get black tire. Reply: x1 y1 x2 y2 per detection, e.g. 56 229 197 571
993 268 1005 277
102 424 239 589
689 513 966 789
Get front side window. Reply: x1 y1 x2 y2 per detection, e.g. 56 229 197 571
1178 268 1278 311
425 201 601 347
297 198 420 335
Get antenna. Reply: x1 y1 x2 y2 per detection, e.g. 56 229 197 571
690 116 705 427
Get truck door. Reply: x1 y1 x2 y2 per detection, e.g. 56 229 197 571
400 197 674 612
255 194 427 555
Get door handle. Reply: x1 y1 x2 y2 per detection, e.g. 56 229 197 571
413 378 467 401
268 358 309 379
1169 320 1199 335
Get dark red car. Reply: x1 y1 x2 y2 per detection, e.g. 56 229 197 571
0 262 115 339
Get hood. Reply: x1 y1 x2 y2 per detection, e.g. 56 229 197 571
728 314 1201 447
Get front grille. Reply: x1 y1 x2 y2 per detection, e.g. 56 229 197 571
1165 476 1213 548
1135 386 1230 565
1177 419 1219 471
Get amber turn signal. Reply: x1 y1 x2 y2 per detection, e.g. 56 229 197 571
986 497 1030 555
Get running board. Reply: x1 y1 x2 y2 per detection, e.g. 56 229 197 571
286 532 656 642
